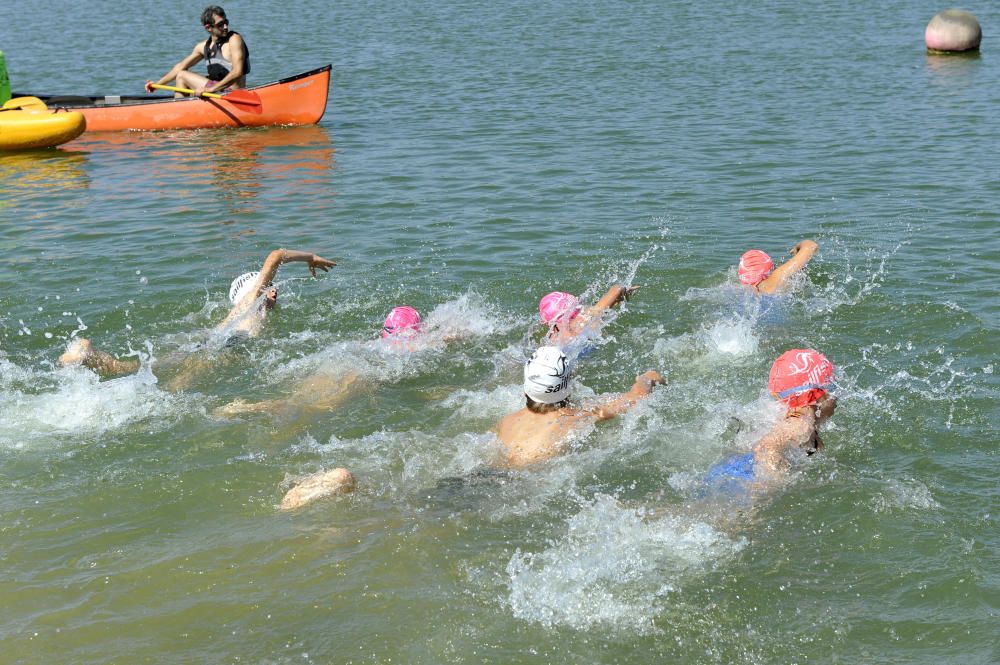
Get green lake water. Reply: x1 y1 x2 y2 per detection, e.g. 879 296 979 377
1 1 998 663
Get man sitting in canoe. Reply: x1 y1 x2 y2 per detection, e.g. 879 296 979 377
145 5 250 97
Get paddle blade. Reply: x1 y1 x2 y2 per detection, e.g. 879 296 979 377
221 89 261 108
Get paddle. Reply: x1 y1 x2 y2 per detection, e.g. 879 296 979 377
148 83 261 108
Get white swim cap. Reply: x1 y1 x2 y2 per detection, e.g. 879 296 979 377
523 346 571 404
229 271 260 304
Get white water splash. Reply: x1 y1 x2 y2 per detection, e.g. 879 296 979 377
0 362 184 450
506 494 744 633
652 314 760 363
871 478 941 513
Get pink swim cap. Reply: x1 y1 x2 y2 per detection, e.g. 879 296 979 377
738 250 774 286
539 291 580 325
768 349 835 408
382 306 422 338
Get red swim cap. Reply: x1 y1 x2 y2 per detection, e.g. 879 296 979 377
768 349 834 408
738 250 774 286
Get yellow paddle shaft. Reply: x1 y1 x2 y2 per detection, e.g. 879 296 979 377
149 83 223 99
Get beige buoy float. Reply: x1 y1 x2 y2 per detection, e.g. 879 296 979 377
925 9 982 53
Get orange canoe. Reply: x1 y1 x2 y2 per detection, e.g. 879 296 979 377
15 66 330 132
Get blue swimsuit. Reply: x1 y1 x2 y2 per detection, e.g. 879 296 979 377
703 452 756 495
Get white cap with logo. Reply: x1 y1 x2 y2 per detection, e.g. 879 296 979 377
523 346 571 404
229 271 260 304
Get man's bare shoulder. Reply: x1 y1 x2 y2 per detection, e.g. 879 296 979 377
500 406 584 427
497 408 585 467
756 410 816 453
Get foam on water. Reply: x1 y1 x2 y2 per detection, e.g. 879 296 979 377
421 291 516 339
286 427 503 497
0 361 185 450
871 477 941 513
0 352 34 386
651 315 760 367
267 292 512 384
506 493 745 633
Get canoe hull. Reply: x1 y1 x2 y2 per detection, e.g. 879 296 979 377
0 107 86 150
17 66 330 132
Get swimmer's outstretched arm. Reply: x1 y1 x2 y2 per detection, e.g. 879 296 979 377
757 240 818 294
585 284 640 317
220 249 337 325
215 371 363 418
589 370 663 421
256 249 337 291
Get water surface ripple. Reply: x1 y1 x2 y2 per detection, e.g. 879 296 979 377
1 1 998 663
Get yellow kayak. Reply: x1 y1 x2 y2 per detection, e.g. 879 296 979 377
0 97 86 150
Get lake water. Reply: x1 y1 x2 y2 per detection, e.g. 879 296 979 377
2 1 998 663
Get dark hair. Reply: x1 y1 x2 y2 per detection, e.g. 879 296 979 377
525 395 568 414
201 5 226 25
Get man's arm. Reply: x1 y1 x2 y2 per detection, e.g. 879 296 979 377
757 240 818 294
204 33 246 93
586 284 640 317
219 249 336 325
255 248 336 289
589 370 663 421
146 45 204 91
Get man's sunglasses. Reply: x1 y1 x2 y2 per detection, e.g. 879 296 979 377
209 18 228 28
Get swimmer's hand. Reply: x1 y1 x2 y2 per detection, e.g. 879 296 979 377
307 254 337 276
637 370 665 388
790 239 818 256
632 369 667 395
144 80 155 93
623 284 641 301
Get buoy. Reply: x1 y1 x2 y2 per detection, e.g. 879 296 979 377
925 9 982 54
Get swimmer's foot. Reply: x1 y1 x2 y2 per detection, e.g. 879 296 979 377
58 338 93 366
59 338 140 378
280 468 356 510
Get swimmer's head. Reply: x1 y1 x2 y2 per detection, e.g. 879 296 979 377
262 285 278 310
524 345 571 407
539 291 581 325
383 306 422 338
738 250 774 286
229 272 260 304
768 348 835 409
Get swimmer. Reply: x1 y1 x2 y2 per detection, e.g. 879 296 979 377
58 248 336 382
215 305 432 419
496 345 664 468
705 348 836 492
539 284 639 355
738 240 818 295
242 306 432 509
381 304 423 342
